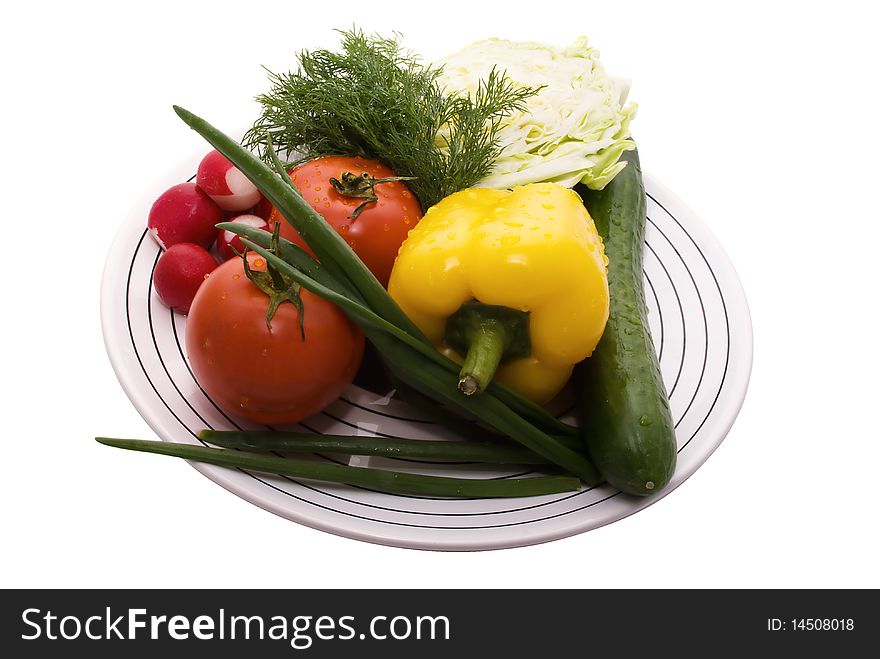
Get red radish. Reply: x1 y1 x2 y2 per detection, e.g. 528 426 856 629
197 149 262 212
251 195 275 220
148 183 223 250
216 214 271 261
153 243 218 314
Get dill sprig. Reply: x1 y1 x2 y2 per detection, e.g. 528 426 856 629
243 29 536 210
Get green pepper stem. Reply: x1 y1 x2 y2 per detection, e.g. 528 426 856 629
458 322 509 396
445 302 531 396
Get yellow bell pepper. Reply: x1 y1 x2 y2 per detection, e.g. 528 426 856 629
388 182 610 404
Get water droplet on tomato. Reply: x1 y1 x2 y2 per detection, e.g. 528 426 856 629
240 396 250 408
220 292 227 300
541 203 555 210
261 348 269 358
504 220 523 228
501 234 520 246
232 273 240 280
383 224 391 232
314 185 322 191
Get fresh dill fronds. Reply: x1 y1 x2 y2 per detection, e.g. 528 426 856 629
243 29 536 210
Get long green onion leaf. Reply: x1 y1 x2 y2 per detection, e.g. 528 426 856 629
199 429 554 464
96 438 580 498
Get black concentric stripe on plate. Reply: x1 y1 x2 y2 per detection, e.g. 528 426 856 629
245 473 622 530
648 193 731 451
126 190 731 529
646 215 703 430
644 266 665 363
338 395 434 424
648 214 709 429
645 233 687 398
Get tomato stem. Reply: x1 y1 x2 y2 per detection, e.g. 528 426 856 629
241 223 306 338
329 171 416 220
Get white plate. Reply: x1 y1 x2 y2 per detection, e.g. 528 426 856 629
101 149 753 551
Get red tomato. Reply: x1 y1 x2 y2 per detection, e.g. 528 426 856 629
268 156 422 286
185 252 364 425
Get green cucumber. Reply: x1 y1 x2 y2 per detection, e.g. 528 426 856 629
574 148 677 496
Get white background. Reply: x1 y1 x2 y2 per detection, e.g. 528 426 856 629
2 0 878 588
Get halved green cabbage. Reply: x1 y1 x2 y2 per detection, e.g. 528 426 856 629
436 37 637 190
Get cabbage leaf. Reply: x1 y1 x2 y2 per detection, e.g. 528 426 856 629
435 37 637 190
